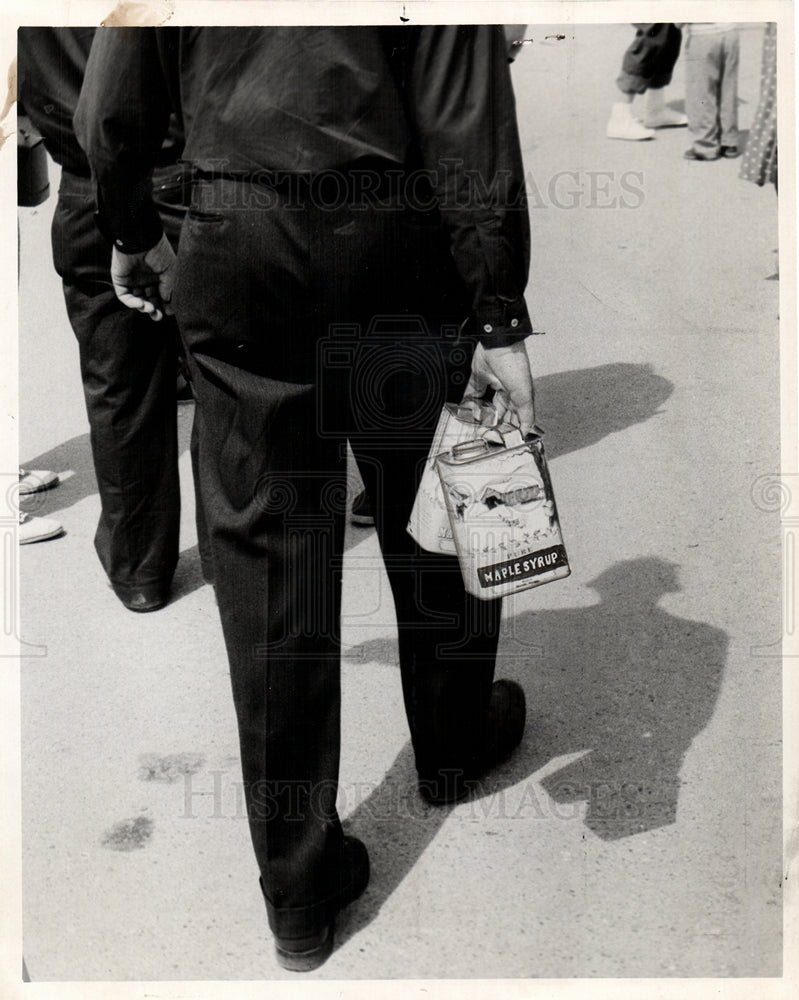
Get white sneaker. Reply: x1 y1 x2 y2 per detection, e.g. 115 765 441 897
643 107 687 129
18 468 59 494
607 104 655 141
640 89 687 129
19 511 64 544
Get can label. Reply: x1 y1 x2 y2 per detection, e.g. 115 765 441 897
477 544 568 589
436 433 570 600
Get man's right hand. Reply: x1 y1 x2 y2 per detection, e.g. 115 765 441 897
110 232 176 322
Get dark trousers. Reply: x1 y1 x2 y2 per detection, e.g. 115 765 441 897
617 23 683 94
51 169 209 601
173 175 502 937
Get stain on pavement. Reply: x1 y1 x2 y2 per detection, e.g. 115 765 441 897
101 815 153 851
137 752 205 783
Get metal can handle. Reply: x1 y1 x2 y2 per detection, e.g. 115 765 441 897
451 439 491 462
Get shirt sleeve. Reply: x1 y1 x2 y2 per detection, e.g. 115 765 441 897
74 27 172 253
402 25 534 347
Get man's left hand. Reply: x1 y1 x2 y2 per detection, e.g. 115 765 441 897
463 339 536 435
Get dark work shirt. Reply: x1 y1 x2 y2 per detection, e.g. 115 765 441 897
75 25 532 346
17 27 96 175
17 26 185 180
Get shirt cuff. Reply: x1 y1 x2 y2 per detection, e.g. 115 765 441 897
108 205 165 255
94 184 165 255
474 296 536 347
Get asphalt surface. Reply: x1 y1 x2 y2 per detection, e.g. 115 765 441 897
12 22 786 989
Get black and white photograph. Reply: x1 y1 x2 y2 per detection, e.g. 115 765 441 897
1 1 796 996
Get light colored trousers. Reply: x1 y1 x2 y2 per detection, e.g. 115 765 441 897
685 29 740 156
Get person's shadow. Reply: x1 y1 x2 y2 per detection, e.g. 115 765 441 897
334 556 728 947
534 361 671 460
530 558 728 840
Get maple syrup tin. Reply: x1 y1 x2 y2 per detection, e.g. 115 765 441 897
435 429 570 599
407 399 497 554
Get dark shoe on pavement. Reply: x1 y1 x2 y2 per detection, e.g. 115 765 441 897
721 145 740 158
419 679 527 806
350 489 375 527
272 835 370 972
118 590 167 613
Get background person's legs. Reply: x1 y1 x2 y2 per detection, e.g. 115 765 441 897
52 171 181 608
720 31 741 151
684 33 723 159
608 23 683 140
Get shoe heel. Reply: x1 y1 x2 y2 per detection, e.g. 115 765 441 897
275 925 334 972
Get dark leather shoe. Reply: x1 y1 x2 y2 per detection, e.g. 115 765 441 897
419 679 526 806
121 591 167 613
275 924 334 973
273 835 369 972
482 678 527 768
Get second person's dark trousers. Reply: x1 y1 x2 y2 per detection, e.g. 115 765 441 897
51 168 208 604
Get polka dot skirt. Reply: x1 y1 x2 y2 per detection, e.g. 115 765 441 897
740 22 777 188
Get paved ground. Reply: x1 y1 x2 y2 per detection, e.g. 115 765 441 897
10 22 786 991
